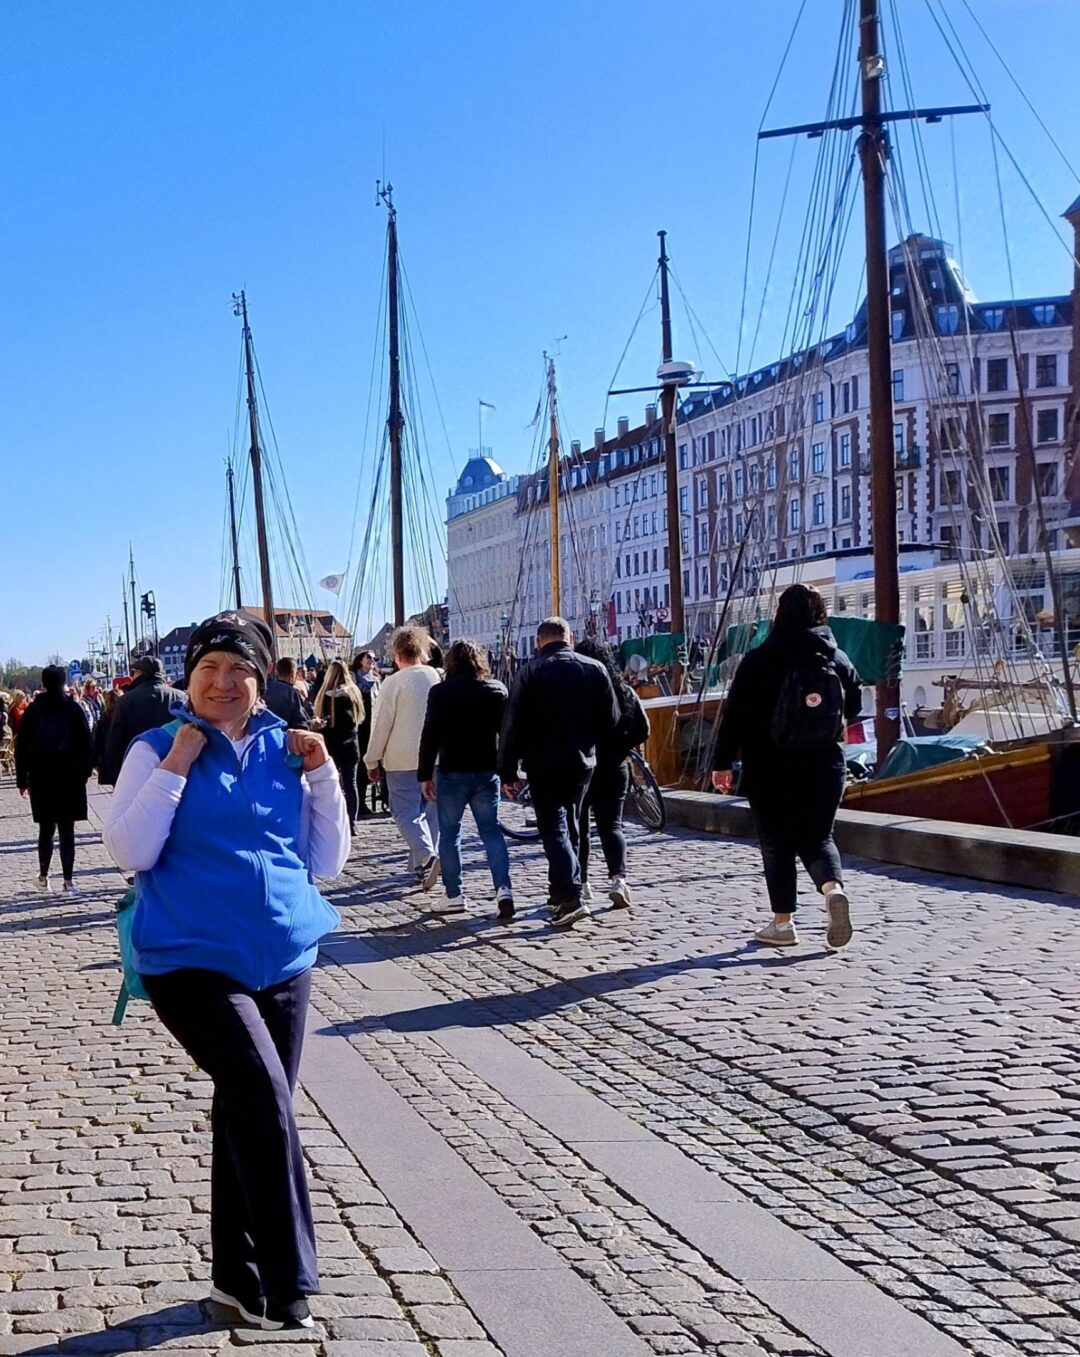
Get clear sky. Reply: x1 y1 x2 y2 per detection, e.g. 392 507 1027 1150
3 0 1079 663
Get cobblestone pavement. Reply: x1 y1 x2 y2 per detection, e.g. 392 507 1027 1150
3 781 1080 1357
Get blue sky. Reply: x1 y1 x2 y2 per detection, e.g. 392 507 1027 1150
3 0 1080 663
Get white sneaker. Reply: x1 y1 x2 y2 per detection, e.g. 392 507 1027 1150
824 889 853 948
608 876 631 908
35 874 51 893
420 856 441 892
62 880 80 897
430 893 469 914
581 883 596 903
754 919 799 947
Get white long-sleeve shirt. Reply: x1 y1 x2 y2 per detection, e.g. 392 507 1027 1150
363 665 441 772
103 735 351 878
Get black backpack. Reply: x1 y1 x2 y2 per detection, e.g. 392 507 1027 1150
770 651 845 750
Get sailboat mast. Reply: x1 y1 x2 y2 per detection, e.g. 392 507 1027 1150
129 546 139 660
658 231 685 689
380 183 406 629
122 576 131 673
233 290 277 658
226 461 243 611
858 0 901 764
547 356 562 615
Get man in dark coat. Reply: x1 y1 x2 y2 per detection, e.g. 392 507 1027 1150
499 617 619 929
16 665 95 893
264 659 311 729
100 656 185 786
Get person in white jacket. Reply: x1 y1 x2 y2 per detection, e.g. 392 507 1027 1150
365 627 441 889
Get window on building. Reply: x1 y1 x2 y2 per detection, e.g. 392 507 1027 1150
615 522 622 542
682 571 690 599
750 463 760 492
982 307 1005 331
812 392 825 423
895 477 904 510
625 554 631 576
811 441 825 474
812 492 826 526
987 413 1010 446
893 422 905 455
697 479 707 508
1032 304 1056 326
891 311 905 341
698 522 708 553
945 363 961 396
735 512 744 539
842 381 852 414
679 486 688 513
986 357 1009 392
892 369 904 402
652 548 658 571
789 449 799 482
1037 408 1060 443
839 433 851 468
940 524 960 552
615 557 621 578
766 458 777 488
997 520 1011 552
1036 354 1058 388
1037 463 1059 497
679 445 688 470
700 567 708 595
734 466 745 498
940 417 961 450
942 469 962 504
840 484 852 520
789 497 800 532
936 304 960 334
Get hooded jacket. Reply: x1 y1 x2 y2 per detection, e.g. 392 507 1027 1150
100 660 185 786
712 626 862 774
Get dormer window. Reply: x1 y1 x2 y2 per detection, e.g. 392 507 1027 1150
1032 303 1056 326
935 304 960 335
982 307 1005 331
891 311 905 341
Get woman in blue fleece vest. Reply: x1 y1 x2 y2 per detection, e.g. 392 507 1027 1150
104 612 350 1334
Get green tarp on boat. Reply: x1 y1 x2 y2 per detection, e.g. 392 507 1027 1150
714 615 905 685
618 633 685 667
870 734 989 781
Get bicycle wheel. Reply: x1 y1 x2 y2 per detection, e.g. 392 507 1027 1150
626 751 666 831
500 784 541 841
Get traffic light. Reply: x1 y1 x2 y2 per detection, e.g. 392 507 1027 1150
140 592 156 621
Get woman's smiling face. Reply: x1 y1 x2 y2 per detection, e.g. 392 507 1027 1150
187 652 259 729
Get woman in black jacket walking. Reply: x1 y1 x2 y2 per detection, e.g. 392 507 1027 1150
313 661 366 832
711 584 862 949
15 665 95 894
574 638 649 909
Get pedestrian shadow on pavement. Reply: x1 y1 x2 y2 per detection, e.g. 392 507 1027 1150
6 1298 246 1354
318 942 828 1036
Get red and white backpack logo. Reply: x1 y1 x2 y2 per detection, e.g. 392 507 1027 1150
805 692 823 708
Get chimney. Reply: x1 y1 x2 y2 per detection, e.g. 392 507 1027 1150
617 415 629 437
571 439 581 457
645 403 657 425
594 427 605 451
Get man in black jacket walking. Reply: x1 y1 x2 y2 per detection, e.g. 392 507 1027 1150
499 617 619 928
100 657 185 786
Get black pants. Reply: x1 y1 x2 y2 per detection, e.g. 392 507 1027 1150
578 761 629 882
529 771 591 906
332 744 359 826
142 967 317 1304
745 754 845 914
38 819 75 880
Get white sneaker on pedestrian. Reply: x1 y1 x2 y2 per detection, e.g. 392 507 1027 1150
35 874 51 893
754 919 799 947
62 880 80 897
824 888 853 949
608 876 631 908
580 882 596 903
420 856 441 892
430 893 469 915
495 886 515 921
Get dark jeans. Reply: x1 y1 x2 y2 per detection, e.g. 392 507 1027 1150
746 755 845 913
142 967 317 1304
578 761 629 882
435 770 511 898
331 744 359 826
38 819 75 880
528 771 591 906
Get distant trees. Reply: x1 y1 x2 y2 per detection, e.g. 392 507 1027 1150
1 657 66 692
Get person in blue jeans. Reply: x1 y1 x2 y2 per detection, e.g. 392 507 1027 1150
417 639 514 920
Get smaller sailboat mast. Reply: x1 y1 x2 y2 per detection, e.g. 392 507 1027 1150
232 290 277 658
658 230 685 689
378 182 406 629
546 354 561 615
226 461 243 612
129 545 138 659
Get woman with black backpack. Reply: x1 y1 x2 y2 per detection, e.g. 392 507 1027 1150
574 638 649 910
711 584 862 949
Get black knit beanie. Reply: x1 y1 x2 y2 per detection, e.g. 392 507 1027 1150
184 612 273 692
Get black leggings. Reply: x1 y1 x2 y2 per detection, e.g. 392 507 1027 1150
38 819 75 880
745 755 845 913
578 761 630 882
332 745 359 825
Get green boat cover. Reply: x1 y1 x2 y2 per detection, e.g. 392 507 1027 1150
618 633 686 667
870 734 988 782
711 615 905 685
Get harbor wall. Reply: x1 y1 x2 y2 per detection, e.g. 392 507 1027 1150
663 791 1080 897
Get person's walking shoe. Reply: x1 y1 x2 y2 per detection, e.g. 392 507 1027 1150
208 1285 265 1328
420 856 441 892
551 900 591 929
430 893 469 914
580 882 595 903
608 876 631 908
754 919 799 947
35 874 51 893
260 1297 315 1331
62 879 79 897
824 888 853 949
496 886 515 921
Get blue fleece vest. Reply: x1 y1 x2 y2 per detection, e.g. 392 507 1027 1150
132 707 340 990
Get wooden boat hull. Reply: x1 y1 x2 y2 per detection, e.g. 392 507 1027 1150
843 744 1052 830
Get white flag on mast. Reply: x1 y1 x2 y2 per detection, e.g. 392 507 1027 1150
319 573 345 596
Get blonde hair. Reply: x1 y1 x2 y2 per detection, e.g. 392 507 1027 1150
314 660 365 725
391 626 431 664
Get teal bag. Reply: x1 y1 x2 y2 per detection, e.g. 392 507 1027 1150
109 715 305 1024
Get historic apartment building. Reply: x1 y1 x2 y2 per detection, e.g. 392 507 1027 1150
447 205 1080 662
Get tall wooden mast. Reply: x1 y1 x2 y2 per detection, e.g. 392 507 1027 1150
226 461 243 611
232 290 277 658
379 182 406 628
546 354 561 615
658 231 685 690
